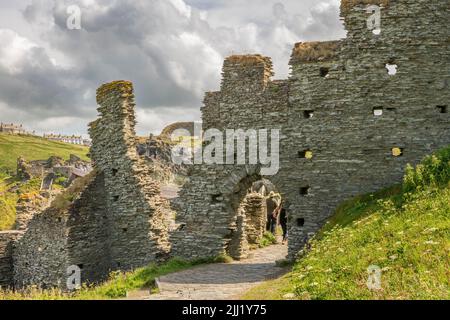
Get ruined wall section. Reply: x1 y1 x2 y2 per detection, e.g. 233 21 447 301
171 57 290 259
0 231 22 288
174 0 449 260
89 81 171 270
66 172 110 284
285 0 450 256
244 193 267 247
13 173 110 289
13 207 69 289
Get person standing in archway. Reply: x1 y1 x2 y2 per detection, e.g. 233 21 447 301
266 192 280 234
279 204 288 245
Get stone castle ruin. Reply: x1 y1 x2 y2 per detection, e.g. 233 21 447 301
0 0 449 289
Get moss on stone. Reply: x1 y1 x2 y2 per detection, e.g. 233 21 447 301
290 41 341 64
340 0 390 14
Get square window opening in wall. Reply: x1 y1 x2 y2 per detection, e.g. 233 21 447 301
437 105 448 114
373 107 383 116
296 218 305 227
386 62 398 76
320 67 329 78
392 147 404 157
300 186 310 196
211 194 223 203
303 110 314 119
112 168 118 176
113 195 119 202
298 150 313 159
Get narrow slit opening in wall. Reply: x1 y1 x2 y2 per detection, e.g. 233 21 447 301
300 186 310 196
296 218 305 227
373 107 383 116
387 108 396 112
298 150 313 159
320 67 329 78
437 105 448 114
303 110 314 119
392 147 404 157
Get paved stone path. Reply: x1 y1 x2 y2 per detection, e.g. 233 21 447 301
144 244 288 300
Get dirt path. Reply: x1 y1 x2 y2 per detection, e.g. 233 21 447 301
142 244 288 300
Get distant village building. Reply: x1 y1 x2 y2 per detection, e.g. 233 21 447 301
43 134 91 146
0 122 26 134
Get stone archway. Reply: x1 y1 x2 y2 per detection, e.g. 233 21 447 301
219 167 284 260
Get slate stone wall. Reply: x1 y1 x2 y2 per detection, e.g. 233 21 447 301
172 0 450 260
12 173 111 289
0 231 22 288
89 81 171 271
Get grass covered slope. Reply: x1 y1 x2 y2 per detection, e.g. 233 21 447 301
0 133 89 175
242 146 450 300
0 133 90 230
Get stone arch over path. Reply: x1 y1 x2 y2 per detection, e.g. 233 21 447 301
170 164 291 261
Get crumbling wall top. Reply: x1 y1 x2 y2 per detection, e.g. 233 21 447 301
221 54 274 92
96 80 134 108
340 0 390 14
290 41 341 65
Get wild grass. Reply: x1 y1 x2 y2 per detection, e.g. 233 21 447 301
0 177 42 230
0 133 89 175
0 133 90 229
242 145 450 300
259 231 278 248
291 41 340 63
0 258 215 300
341 0 390 14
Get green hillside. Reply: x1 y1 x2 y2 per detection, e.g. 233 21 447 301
0 133 90 230
0 133 89 175
242 146 450 300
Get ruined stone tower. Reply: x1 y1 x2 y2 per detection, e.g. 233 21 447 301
89 81 171 270
171 0 450 260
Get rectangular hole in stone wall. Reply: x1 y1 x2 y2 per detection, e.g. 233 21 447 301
77 264 84 270
211 194 223 203
112 168 118 176
122 228 128 233
113 195 119 202
392 147 404 157
437 105 448 113
296 218 305 227
298 150 313 159
387 108 396 112
300 186 310 196
373 107 383 116
320 67 329 78
303 110 314 119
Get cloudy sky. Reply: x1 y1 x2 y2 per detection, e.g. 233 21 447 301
0 0 346 137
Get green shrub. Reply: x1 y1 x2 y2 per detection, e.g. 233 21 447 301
259 232 277 248
403 146 450 193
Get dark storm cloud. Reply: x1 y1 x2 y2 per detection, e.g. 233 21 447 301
0 0 345 134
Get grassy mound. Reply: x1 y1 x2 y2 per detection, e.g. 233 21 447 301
242 146 450 300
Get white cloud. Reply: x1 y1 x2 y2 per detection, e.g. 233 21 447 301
0 0 345 136
0 29 37 74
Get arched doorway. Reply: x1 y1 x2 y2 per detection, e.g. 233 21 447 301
225 173 286 260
